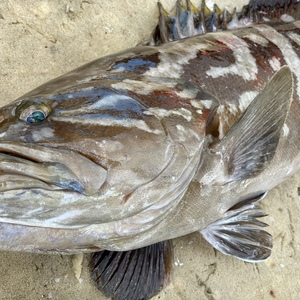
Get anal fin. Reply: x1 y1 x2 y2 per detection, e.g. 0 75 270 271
201 204 272 262
90 240 173 300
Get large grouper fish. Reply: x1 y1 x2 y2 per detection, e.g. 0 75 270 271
1 0 300 299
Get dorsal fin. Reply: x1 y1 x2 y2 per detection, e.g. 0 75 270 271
214 65 293 181
150 0 300 45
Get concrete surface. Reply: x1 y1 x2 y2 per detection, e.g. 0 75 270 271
0 0 300 299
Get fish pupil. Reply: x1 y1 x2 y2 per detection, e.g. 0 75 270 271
26 110 45 123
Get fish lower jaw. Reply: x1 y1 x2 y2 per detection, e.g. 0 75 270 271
0 142 107 195
0 174 66 192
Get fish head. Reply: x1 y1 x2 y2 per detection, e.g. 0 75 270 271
1 88 170 193
0 72 206 245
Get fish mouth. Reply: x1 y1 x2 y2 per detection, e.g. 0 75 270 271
0 142 107 195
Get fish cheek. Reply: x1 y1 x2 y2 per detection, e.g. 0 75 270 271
0 119 33 143
114 129 171 173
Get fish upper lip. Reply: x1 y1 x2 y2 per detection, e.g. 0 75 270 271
0 142 107 195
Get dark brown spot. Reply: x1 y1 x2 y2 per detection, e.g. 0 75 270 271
270 290 276 298
122 193 132 203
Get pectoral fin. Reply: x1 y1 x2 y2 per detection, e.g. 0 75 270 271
215 65 293 181
201 204 272 262
90 240 173 300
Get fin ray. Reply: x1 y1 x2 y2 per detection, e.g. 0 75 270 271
150 0 300 45
201 204 272 262
90 241 173 300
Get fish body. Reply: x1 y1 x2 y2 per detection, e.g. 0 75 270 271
2 1 300 299
0 21 295 255
0 0 299 263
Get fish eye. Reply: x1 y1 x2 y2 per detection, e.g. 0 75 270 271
15 101 52 124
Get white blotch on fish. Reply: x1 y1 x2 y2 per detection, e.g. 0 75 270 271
175 88 198 99
190 100 204 114
206 33 258 81
256 24 300 98
269 57 282 71
144 107 192 121
88 95 140 110
283 123 290 137
238 91 258 111
32 128 55 142
190 100 203 109
281 14 295 22
286 31 300 46
176 124 200 144
111 78 176 95
244 33 269 46
144 42 209 79
201 100 214 109
51 116 162 134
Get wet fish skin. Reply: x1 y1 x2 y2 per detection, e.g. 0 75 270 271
0 42 207 252
0 1 299 263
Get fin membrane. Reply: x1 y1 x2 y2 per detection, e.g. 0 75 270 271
215 65 293 181
90 240 173 300
201 204 272 262
229 191 268 211
150 0 300 45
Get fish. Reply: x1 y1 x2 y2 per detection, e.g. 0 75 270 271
1 0 300 299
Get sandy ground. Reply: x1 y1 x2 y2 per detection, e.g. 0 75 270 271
1 0 300 299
